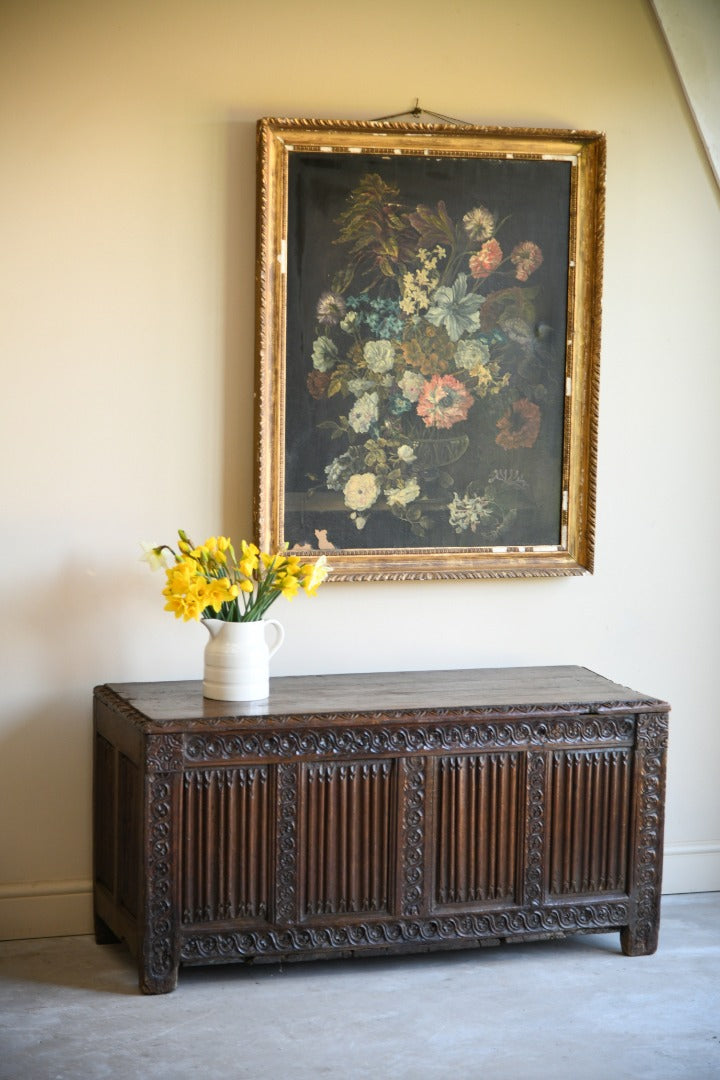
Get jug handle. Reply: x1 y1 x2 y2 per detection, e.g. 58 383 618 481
265 619 285 659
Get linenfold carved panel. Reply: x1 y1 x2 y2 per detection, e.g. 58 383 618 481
433 754 521 907
180 767 271 925
301 760 395 918
547 749 632 896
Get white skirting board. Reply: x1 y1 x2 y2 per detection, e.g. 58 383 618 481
1 847 718 941
661 841 720 897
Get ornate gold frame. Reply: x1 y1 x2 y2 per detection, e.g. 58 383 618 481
255 118 605 581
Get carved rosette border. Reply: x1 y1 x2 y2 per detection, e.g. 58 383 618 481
184 714 637 765
401 757 425 916
146 734 184 773
179 900 630 964
143 773 177 991
626 712 669 954
524 753 546 907
274 764 297 924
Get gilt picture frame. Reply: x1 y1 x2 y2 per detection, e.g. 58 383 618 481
255 118 605 581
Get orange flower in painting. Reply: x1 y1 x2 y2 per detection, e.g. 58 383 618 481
417 374 474 429
469 238 503 280
496 398 541 449
511 241 543 282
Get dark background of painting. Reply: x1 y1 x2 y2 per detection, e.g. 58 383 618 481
283 151 571 551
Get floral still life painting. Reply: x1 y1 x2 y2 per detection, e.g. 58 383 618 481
256 121 605 580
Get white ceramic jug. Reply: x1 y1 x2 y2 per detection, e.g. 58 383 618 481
201 618 284 701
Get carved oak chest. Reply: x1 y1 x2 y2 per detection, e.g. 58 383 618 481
92 666 669 993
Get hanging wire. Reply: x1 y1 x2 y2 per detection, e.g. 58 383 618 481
371 99 473 127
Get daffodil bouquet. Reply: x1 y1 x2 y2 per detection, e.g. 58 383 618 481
141 530 330 623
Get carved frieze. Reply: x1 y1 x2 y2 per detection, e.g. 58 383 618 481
179 901 631 963
184 714 636 765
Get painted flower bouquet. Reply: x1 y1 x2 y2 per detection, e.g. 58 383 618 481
141 530 330 622
303 172 560 544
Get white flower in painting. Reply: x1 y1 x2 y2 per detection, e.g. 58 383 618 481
397 444 416 463
462 205 496 242
348 391 379 434
454 337 491 374
312 335 338 372
347 378 376 398
363 339 396 374
325 455 350 491
344 473 380 512
398 370 426 403
385 479 421 507
448 491 494 534
425 274 485 342
316 291 346 325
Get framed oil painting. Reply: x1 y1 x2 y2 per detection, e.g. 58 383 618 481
255 118 605 580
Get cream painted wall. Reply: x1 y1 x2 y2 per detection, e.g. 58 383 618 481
1 0 718 939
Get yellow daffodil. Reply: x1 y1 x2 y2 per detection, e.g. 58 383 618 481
273 573 301 599
144 530 330 622
301 556 330 595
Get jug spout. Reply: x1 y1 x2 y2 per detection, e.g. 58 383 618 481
202 617 224 640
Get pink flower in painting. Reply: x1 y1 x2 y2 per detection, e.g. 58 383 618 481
417 374 474 430
510 241 543 282
469 238 503 280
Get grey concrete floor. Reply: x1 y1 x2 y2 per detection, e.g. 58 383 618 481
0 893 718 1080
